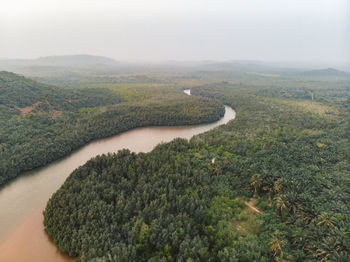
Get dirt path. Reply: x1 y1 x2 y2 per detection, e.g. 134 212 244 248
244 199 263 214
19 101 41 116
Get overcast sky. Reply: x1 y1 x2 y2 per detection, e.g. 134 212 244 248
0 0 349 63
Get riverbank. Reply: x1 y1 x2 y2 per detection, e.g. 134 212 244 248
0 104 235 261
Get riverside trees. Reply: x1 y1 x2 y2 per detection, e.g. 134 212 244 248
0 71 224 186
44 81 350 261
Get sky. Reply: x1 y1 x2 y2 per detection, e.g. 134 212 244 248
0 0 349 63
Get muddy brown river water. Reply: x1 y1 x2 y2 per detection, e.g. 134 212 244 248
0 90 235 261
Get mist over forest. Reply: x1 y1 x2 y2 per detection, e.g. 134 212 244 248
0 0 349 261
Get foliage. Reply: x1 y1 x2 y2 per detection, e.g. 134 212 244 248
2 66 350 261
45 76 350 261
0 71 224 186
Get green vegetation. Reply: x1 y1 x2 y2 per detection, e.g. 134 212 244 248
44 69 350 261
0 71 224 186
2 63 350 261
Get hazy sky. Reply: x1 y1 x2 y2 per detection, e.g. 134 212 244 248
0 0 349 62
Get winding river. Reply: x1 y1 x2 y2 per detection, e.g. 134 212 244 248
0 90 235 261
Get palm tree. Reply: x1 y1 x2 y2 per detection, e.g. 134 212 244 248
316 212 335 228
285 191 300 214
274 195 287 219
270 232 287 261
273 178 283 193
250 173 262 195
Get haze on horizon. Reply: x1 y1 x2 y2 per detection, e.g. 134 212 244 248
0 0 349 64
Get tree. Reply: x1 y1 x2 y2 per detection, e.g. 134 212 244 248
250 173 262 195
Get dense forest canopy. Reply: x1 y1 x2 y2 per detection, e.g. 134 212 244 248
0 71 224 186
43 68 350 261
1 64 349 261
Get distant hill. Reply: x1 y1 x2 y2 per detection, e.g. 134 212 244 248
299 68 350 78
190 60 301 74
0 55 119 70
35 55 119 67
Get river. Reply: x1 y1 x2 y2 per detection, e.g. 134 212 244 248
0 89 235 261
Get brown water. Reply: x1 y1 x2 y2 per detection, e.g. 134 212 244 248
0 90 235 261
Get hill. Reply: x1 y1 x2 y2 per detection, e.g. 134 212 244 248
299 67 350 78
0 55 119 72
35 55 119 67
0 70 122 112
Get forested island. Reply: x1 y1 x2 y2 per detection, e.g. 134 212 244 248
41 67 350 261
